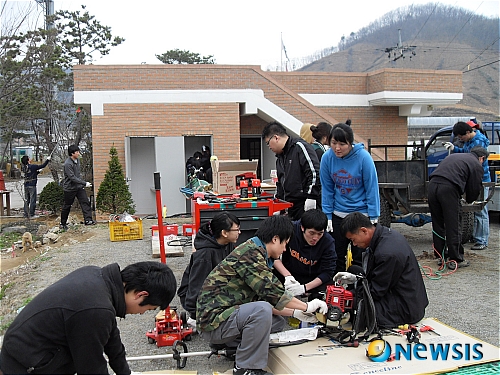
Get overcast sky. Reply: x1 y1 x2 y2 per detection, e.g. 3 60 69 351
3 0 499 69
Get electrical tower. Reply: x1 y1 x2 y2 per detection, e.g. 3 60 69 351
385 29 416 61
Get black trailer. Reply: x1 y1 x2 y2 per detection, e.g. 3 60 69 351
368 141 494 243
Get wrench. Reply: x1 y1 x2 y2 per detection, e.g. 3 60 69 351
298 352 327 358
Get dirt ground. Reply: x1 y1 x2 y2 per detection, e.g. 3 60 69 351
0 215 93 272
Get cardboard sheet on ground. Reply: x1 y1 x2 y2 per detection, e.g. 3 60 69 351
268 318 499 375
151 235 184 258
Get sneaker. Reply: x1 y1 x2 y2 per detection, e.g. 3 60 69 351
437 258 447 267
59 224 69 231
30 215 39 219
471 243 487 250
233 366 272 375
448 260 470 270
84 220 97 225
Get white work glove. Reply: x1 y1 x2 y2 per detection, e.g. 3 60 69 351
370 218 378 225
286 283 306 296
85 182 92 188
284 275 299 288
305 299 328 315
304 198 316 211
273 210 281 216
443 142 454 151
292 309 318 323
46 155 51 161
187 317 197 332
327 219 333 232
333 272 357 285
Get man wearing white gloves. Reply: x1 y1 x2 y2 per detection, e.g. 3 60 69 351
273 209 337 301
262 121 321 220
197 215 327 375
60 144 96 230
333 212 428 328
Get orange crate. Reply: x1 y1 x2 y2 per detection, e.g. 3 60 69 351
109 219 143 241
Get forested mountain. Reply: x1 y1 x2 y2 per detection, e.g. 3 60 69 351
300 3 499 120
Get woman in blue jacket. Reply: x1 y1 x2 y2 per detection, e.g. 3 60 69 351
320 122 380 272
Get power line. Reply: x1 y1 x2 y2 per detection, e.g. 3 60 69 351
429 2 485 69
409 3 438 45
461 37 500 71
463 59 500 73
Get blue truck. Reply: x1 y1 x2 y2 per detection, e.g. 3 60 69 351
368 120 498 243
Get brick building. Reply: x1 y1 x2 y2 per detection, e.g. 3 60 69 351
73 65 462 215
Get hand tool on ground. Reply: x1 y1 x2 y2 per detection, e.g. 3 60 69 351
406 326 421 343
419 325 441 336
318 341 359 348
298 352 328 357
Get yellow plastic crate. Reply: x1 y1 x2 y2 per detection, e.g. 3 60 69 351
109 219 143 241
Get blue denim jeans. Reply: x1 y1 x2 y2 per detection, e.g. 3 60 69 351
473 187 489 246
24 185 37 217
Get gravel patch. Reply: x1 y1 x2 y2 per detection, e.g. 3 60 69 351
0 213 498 374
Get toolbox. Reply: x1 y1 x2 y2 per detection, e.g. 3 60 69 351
191 195 293 245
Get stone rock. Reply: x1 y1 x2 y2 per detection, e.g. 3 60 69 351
44 232 59 243
2 226 27 234
37 225 48 236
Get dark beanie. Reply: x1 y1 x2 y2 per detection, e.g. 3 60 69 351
68 144 80 156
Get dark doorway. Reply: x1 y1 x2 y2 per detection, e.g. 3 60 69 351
240 137 261 179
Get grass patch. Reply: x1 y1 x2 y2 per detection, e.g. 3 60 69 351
0 319 13 333
0 232 22 248
0 283 13 300
22 297 33 306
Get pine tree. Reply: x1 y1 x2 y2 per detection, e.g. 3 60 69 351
96 146 135 214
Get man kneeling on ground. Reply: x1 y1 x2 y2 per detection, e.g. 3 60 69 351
334 212 428 328
196 215 328 375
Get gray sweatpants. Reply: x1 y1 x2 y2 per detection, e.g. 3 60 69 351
203 301 285 370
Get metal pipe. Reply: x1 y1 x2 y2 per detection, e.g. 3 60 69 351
127 350 213 362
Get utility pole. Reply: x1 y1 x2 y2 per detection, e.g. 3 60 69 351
35 0 54 29
35 0 56 144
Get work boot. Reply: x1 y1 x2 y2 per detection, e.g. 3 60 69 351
59 224 68 231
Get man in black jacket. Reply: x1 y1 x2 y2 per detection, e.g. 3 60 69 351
60 144 95 229
273 209 337 300
262 121 320 220
334 212 428 328
427 146 488 269
0 261 176 375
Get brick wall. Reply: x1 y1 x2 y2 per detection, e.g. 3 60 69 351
73 65 461 186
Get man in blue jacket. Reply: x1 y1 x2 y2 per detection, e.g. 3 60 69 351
273 209 337 300
21 155 51 219
444 121 491 250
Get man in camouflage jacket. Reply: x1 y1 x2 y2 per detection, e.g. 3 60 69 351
196 215 328 375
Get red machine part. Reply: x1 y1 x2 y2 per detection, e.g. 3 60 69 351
146 308 193 347
191 195 293 233
324 284 354 322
